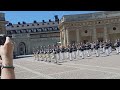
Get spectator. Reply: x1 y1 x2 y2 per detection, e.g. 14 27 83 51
0 37 15 79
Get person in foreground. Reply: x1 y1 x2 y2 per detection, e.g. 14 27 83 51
0 37 15 79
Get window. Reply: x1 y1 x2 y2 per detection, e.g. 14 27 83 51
47 23 49 25
27 24 29 26
37 28 42 32
28 29 31 33
7 31 11 34
44 28 47 31
17 30 20 34
22 25 24 27
113 27 116 30
49 27 53 31
85 30 88 33
32 24 34 26
37 24 39 26
11 30 14 34
42 23 44 25
33 29 36 32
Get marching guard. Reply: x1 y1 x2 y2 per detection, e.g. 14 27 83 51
114 39 119 54
66 45 70 59
56 45 61 63
69 44 73 61
117 39 120 53
95 40 100 57
72 44 77 59
104 41 109 56
52 45 58 63
60 46 66 62
85 42 90 57
33 47 37 61
36 48 40 61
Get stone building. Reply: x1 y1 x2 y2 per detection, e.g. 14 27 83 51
6 15 60 55
59 11 120 46
0 12 8 34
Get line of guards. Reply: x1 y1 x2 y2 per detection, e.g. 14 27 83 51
33 39 120 64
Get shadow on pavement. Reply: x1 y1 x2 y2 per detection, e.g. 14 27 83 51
15 55 33 59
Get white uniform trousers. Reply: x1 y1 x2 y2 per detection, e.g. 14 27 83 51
69 52 72 61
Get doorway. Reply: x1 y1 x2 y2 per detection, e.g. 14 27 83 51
98 38 103 42
19 42 26 55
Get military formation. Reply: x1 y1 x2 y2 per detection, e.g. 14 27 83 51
32 39 120 64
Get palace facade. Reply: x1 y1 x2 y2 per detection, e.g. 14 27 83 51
6 15 60 55
59 11 120 46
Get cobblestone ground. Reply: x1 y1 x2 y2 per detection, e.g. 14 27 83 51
14 50 120 79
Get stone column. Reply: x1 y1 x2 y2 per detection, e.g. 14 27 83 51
104 26 108 41
76 28 80 43
92 26 97 42
60 31 62 45
63 29 66 46
66 29 69 45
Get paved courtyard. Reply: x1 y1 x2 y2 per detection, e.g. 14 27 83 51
14 51 120 79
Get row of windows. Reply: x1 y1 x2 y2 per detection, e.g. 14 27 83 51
7 22 56 27
30 34 60 38
69 18 120 26
84 27 117 34
7 27 59 34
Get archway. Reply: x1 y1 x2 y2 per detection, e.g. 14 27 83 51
18 42 26 55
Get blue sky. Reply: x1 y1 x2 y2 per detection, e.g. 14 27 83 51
3 11 99 24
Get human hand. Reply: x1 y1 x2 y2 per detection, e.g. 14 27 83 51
0 37 14 66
